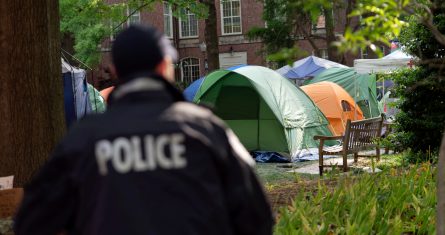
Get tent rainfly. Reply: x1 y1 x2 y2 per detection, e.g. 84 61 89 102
301 81 364 136
276 55 348 80
193 65 333 160
304 67 381 118
183 64 247 101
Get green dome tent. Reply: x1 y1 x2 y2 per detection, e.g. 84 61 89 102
194 66 332 160
304 67 381 118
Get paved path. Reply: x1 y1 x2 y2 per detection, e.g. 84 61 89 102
286 157 355 174
286 149 389 175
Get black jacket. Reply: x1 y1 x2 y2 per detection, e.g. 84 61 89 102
14 77 274 235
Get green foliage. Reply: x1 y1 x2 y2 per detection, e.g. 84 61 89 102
375 153 408 170
275 164 436 234
399 14 445 60
337 0 410 56
60 0 208 66
247 0 339 64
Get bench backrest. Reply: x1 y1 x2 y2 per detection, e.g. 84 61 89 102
343 115 384 151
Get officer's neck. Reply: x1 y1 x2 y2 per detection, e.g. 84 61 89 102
112 77 164 100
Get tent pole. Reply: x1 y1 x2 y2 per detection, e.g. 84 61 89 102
382 74 386 114
354 74 357 120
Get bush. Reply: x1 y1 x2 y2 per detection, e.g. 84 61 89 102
386 67 445 161
275 164 436 234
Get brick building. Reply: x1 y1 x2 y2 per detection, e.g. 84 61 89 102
98 0 266 87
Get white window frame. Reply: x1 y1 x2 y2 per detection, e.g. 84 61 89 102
126 6 141 26
179 9 199 39
315 48 328 59
110 20 123 41
163 2 173 38
181 58 200 83
220 0 242 35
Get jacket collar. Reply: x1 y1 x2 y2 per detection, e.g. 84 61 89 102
108 75 185 105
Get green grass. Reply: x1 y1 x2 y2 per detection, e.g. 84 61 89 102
255 153 407 185
255 162 317 185
375 153 409 170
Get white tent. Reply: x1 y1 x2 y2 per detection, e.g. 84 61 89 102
353 50 413 74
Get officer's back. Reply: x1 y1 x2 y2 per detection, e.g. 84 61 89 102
14 25 273 235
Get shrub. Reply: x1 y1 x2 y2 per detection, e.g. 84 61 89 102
386 67 445 161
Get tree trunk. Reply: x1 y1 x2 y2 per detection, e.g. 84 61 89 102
438 130 445 235
203 0 220 71
0 0 65 186
324 7 339 63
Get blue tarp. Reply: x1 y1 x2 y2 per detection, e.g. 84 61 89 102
183 64 247 101
252 152 290 163
62 59 93 127
276 56 348 80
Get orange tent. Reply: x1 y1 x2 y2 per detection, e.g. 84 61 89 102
301 81 364 136
100 86 114 103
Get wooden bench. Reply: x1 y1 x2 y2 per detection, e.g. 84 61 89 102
314 115 384 176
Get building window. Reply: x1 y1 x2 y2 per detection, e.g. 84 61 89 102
127 7 141 26
221 0 242 35
181 58 200 83
110 20 123 41
163 2 173 38
317 48 328 59
180 9 198 38
110 7 140 41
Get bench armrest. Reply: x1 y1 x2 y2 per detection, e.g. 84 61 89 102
313 135 344 141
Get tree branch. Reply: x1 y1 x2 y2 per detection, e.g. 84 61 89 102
113 2 151 31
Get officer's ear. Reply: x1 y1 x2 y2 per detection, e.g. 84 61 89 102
155 56 175 83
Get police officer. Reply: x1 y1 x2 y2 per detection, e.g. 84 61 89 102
14 25 274 235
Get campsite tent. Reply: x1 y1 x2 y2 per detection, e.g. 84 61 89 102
183 64 247 101
301 82 364 136
354 49 413 74
193 65 333 160
304 67 380 118
184 77 205 101
276 56 348 80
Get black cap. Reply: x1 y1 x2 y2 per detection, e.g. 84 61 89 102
112 25 178 82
